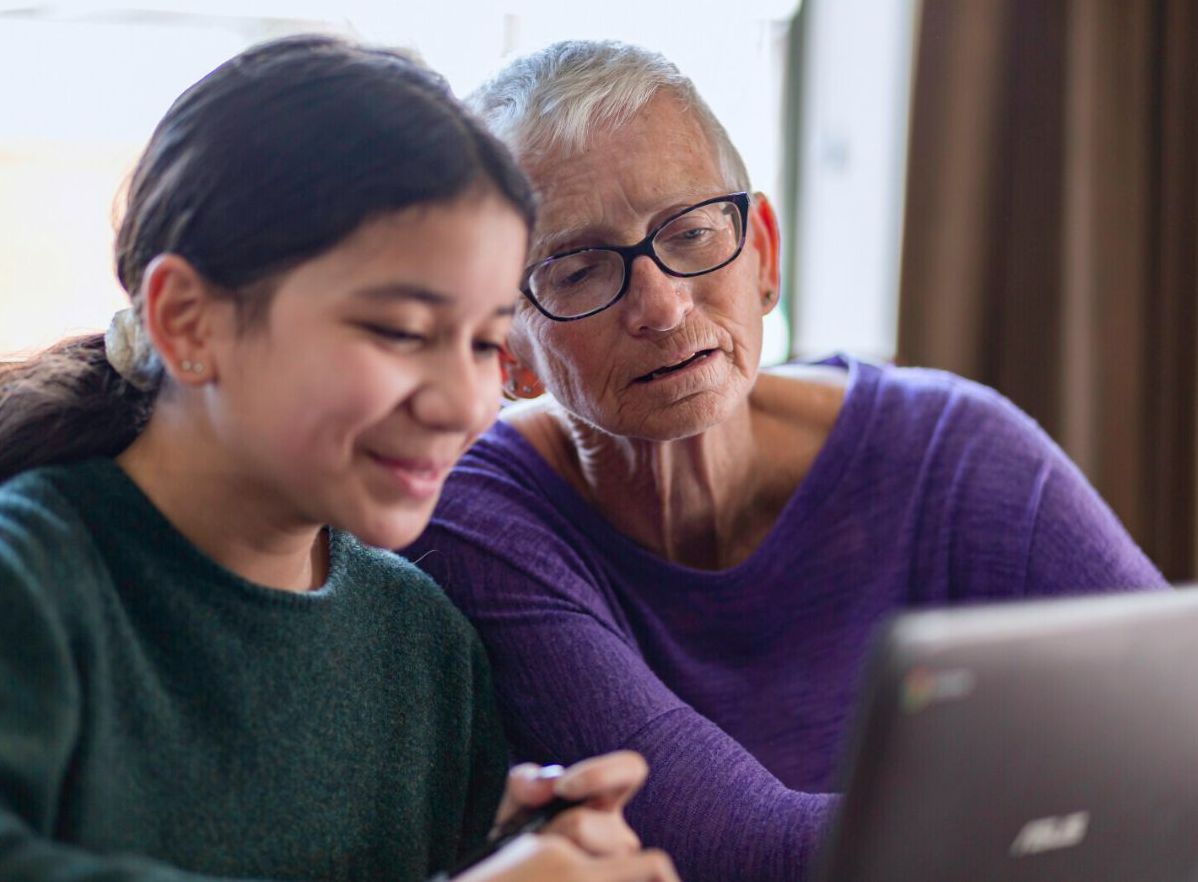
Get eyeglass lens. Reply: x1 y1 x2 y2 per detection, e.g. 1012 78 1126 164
529 198 744 319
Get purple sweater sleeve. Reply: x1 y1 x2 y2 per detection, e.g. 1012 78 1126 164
410 508 835 882
1022 463 1163 595
916 375 1164 600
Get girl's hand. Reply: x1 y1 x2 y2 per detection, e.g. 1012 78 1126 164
493 752 648 856
456 833 678 882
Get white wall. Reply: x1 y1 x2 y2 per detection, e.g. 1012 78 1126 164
788 0 917 362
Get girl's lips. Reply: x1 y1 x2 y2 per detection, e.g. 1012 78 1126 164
366 453 451 500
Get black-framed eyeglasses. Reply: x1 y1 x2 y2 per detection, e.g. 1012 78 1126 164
520 192 751 322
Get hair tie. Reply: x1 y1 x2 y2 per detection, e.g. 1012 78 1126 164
104 307 162 391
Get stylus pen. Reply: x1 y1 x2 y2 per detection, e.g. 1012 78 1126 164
426 794 585 881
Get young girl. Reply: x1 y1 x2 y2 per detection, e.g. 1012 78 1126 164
0 35 676 882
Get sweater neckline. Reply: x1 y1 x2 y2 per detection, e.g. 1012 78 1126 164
488 353 882 582
70 457 351 607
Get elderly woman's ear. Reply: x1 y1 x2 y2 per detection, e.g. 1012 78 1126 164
499 345 545 400
748 192 781 313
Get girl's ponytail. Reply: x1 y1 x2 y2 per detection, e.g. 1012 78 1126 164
0 333 155 484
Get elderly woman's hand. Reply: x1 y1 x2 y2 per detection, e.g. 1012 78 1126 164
493 752 648 856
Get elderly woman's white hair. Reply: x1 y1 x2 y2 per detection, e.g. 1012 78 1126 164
469 40 751 192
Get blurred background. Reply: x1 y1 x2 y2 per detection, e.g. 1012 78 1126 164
1 0 1195 577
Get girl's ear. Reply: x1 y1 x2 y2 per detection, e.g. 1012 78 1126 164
499 345 545 401
140 254 224 385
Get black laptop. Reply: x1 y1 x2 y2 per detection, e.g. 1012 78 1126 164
812 588 1198 882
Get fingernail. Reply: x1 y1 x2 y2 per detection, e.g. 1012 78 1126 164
511 764 541 782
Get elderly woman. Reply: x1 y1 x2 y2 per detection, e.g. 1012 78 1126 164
405 41 1165 882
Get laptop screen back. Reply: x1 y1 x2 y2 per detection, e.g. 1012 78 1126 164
813 589 1198 882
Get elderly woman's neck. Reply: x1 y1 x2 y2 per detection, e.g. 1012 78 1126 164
556 401 776 570
504 371 844 570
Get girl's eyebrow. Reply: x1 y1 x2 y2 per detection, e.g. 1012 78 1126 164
352 282 518 317
352 283 451 306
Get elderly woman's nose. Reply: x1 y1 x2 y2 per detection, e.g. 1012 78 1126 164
621 255 693 333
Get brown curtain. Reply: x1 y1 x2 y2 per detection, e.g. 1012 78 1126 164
897 0 1198 580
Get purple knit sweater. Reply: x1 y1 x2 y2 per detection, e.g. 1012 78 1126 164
405 356 1165 882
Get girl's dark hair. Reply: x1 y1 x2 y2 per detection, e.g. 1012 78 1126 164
0 34 535 483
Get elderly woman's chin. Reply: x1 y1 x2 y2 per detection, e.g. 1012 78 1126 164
588 357 756 443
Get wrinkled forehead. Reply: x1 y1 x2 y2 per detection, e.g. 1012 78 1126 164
521 94 729 259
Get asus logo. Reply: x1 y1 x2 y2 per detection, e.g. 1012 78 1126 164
1009 811 1090 857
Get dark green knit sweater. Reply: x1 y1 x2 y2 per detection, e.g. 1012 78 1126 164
0 459 507 882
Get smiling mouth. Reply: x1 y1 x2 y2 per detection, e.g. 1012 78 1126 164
365 452 452 501
634 349 715 383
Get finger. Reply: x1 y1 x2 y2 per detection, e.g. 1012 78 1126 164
454 833 546 882
461 834 591 882
542 806 641 856
457 834 679 882
493 764 562 827
596 849 681 882
555 751 648 809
